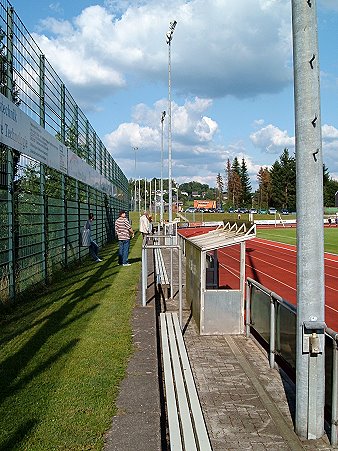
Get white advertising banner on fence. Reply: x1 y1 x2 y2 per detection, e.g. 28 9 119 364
0 93 67 173
68 150 112 196
0 93 114 195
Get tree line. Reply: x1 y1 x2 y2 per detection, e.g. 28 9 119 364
128 148 338 210
222 149 338 211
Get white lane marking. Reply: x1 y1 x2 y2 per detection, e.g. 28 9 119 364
255 238 338 264
326 304 338 314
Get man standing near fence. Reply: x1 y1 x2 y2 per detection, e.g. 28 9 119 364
115 210 134 266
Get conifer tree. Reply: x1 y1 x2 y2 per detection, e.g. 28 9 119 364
239 158 252 206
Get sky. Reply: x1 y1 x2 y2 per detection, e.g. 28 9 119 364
12 0 338 189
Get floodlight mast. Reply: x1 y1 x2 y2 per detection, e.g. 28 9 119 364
133 146 138 212
160 111 166 224
166 20 177 223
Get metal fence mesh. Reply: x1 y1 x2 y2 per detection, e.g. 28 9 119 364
0 1 129 303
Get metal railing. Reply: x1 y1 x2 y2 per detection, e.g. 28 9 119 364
142 228 183 327
246 277 338 445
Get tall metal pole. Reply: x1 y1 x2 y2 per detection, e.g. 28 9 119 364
138 177 141 213
166 21 177 223
160 111 166 224
133 147 138 212
149 179 152 214
292 0 325 439
144 178 147 212
176 183 179 215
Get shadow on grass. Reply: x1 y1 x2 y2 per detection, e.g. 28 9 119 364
0 244 125 407
0 419 37 451
0 339 81 406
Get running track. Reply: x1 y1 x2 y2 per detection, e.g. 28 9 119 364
179 228 338 331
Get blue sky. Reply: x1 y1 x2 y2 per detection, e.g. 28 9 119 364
13 0 338 188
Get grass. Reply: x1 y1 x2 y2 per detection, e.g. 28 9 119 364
0 235 143 451
256 226 338 255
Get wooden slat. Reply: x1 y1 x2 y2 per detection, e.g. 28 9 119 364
166 313 197 451
172 313 212 451
160 313 183 451
154 248 169 286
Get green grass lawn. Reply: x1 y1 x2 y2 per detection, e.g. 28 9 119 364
0 235 142 451
256 226 338 254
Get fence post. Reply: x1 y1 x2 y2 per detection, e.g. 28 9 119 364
246 280 251 338
178 245 182 328
6 7 14 300
7 148 14 300
332 339 338 445
39 54 47 283
269 295 275 369
141 244 147 307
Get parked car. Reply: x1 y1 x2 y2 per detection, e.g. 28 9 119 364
249 209 257 214
258 209 267 214
216 208 224 213
185 207 195 213
228 208 235 213
281 209 289 215
268 207 277 215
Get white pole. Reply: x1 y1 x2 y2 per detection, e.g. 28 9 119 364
166 21 177 223
138 177 141 213
144 178 147 212
160 111 166 224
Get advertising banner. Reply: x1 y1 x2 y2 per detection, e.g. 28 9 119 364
0 93 114 195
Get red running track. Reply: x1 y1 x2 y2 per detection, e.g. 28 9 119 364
179 228 338 330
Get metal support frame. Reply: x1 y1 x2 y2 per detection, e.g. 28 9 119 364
245 280 251 338
269 295 276 369
142 239 183 327
6 6 14 299
331 335 338 445
39 54 47 283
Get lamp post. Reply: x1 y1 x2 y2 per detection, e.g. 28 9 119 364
176 182 179 215
132 146 138 211
160 110 166 224
166 20 177 223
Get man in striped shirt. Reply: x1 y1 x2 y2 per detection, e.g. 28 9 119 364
115 210 134 266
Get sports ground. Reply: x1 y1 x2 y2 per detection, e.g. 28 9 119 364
179 225 338 330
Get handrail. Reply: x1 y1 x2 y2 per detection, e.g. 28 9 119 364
141 236 183 327
246 277 338 445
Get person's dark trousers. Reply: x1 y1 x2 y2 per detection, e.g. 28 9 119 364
118 239 130 264
89 240 99 261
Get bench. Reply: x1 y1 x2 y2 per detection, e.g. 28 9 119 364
154 247 170 299
160 312 212 451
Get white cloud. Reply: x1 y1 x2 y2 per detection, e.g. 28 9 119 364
194 117 218 142
250 124 295 154
103 97 231 184
32 0 293 109
322 124 338 140
49 3 63 14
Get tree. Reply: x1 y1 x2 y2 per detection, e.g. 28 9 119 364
216 173 224 207
256 167 271 210
270 149 296 211
239 158 252 206
323 164 338 206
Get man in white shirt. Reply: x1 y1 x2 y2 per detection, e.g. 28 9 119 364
139 211 150 239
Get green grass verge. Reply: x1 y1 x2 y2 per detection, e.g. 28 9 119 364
257 227 338 255
0 235 142 451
